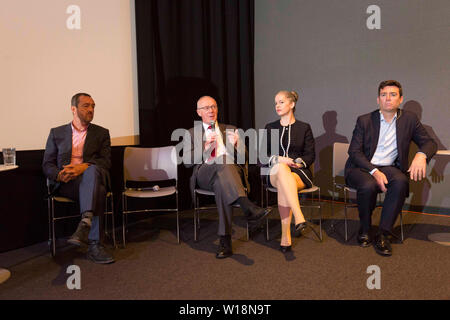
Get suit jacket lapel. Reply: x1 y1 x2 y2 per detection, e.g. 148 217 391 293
83 124 94 161
370 111 380 158
64 123 73 145
62 123 73 165
395 108 403 159
198 123 205 151
218 123 226 142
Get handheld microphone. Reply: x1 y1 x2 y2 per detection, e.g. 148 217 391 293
294 157 305 168
134 185 160 191
209 121 215 130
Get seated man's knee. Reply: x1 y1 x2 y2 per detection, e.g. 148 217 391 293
359 179 379 195
217 163 238 175
389 173 409 192
85 164 100 173
83 165 104 182
215 164 243 189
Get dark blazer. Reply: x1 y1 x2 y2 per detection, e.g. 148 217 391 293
264 119 315 167
345 109 437 177
184 122 249 201
42 123 111 182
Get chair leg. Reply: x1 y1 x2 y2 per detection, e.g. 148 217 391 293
260 182 264 207
305 191 321 242
105 196 109 237
265 189 270 241
104 194 114 247
194 193 198 242
176 211 180 244
197 195 201 229
331 183 335 217
400 212 404 243
194 212 198 242
246 222 249 241
344 189 348 242
176 192 180 244
110 194 116 248
47 198 52 255
318 189 323 241
122 193 126 248
51 198 56 257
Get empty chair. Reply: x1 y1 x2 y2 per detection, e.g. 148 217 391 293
122 146 179 246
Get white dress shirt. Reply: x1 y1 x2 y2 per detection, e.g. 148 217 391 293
370 111 398 173
202 121 231 161
370 111 425 175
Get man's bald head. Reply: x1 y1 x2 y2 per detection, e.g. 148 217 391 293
196 96 218 124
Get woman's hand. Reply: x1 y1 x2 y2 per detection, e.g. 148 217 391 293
277 156 301 168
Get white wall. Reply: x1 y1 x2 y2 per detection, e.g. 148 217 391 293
0 0 139 150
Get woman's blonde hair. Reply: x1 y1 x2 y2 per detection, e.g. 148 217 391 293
277 90 299 111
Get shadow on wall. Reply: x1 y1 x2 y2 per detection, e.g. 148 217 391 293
404 100 449 211
314 110 349 199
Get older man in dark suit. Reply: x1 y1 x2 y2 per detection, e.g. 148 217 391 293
43 93 114 264
345 80 437 256
185 96 271 259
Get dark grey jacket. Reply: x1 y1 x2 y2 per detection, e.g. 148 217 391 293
345 109 437 177
42 123 111 182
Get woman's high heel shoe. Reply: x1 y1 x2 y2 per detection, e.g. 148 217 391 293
279 245 292 253
293 222 307 237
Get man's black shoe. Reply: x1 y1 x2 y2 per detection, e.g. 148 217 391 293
87 241 115 264
247 207 272 221
67 221 90 247
216 236 232 259
357 231 372 248
374 233 392 256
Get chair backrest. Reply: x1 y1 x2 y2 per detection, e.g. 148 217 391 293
332 142 349 179
46 178 58 195
123 146 177 184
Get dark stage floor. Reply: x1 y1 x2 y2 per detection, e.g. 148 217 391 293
0 202 449 300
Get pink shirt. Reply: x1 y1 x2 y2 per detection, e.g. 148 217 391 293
70 123 88 165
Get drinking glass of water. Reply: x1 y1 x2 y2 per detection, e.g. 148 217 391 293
2 148 16 166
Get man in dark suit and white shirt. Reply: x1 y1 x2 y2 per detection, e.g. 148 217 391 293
345 80 437 256
43 93 114 264
185 96 271 259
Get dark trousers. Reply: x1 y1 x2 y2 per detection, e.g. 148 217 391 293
346 166 409 233
58 165 107 241
196 163 247 236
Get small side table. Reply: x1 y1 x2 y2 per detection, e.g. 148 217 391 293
427 150 450 246
0 164 19 284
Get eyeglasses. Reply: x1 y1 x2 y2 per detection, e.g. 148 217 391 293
197 105 217 111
